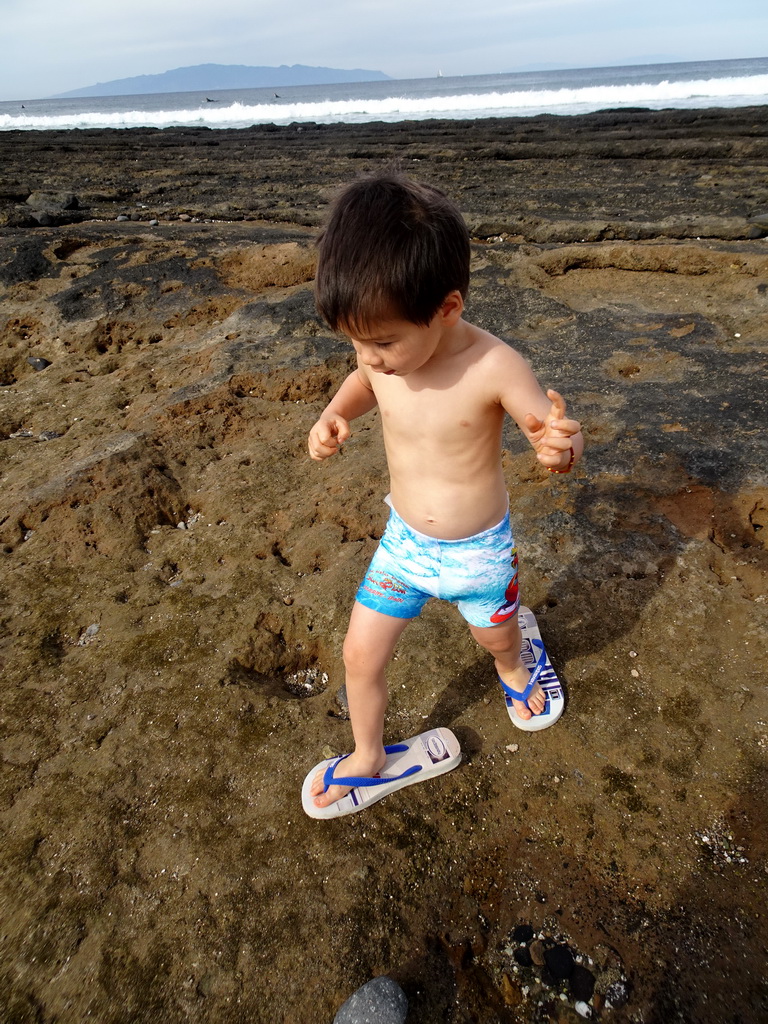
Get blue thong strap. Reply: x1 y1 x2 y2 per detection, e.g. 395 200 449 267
323 743 422 791
498 638 547 702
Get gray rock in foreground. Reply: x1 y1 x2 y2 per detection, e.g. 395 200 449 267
333 976 408 1024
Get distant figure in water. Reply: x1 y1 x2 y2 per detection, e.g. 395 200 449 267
205 97 216 103
274 93 280 99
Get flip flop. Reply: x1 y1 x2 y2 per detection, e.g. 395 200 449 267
301 727 461 819
499 606 565 732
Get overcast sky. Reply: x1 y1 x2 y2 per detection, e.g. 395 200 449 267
1 0 766 101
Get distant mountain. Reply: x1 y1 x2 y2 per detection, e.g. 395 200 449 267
53 63 391 98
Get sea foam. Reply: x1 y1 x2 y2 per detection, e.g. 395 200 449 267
1 74 767 131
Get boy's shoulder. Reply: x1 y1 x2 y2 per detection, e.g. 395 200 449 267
462 320 529 366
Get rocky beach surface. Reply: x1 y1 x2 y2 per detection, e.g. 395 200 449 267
1 107 767 1023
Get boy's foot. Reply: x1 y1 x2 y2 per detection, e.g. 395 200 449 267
499 606 565 732
499 662 546 721
301 729 462 819
309 749 387 809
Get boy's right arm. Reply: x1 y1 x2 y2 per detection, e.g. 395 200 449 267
308 367 377 461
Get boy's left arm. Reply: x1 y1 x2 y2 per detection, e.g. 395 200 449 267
496 350 583 474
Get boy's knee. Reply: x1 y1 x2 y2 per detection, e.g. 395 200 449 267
472 622 519 657
342 632 367 672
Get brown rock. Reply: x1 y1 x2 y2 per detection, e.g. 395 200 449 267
500 972 523 1007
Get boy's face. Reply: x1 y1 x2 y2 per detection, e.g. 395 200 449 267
344 294 463 377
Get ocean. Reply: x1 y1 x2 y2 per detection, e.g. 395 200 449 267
0 56 766 131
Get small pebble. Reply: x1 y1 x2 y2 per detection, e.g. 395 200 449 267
629 650 638 658
575 1000 592 1018
505 743 519 754
512 924 534 943
630 668 639 678
116 214 129 221
149 219 159 226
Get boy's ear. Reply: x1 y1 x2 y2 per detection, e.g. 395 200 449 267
439 290 464 325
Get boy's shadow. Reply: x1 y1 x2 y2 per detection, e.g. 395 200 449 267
422 474 689 734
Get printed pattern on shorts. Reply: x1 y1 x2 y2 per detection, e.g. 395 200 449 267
355 506 520 627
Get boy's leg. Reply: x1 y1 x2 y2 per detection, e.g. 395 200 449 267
311 601 413 809
469 618 546 720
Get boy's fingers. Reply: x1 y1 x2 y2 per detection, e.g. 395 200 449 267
549 417 581 436
546 389 566 420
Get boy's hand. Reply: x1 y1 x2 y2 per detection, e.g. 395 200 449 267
308 413 351 461
525 389 581 471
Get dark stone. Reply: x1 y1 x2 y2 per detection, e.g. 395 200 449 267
333 976 408 1024
569 964 596 1001
512 924 534 943
544 944 575 979
27 357 51 371
513 946 533 967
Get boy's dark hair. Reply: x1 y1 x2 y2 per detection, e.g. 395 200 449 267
315 171 470 333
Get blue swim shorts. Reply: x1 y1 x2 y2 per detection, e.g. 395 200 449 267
355 504 520 628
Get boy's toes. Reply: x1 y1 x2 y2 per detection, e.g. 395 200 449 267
526 686 547 716
309 767 326 798
313 784 350 809
309 763 354 808
513 700 533 720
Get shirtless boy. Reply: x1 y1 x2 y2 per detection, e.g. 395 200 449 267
304 172 583 817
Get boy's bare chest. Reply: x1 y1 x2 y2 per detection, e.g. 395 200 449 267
375 380 500 442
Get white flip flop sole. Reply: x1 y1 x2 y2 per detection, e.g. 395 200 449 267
302 727 461 819
503 606 565 732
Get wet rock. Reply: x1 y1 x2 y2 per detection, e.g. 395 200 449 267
529 939 546 966
500 972 523 1006
332 976 407 1024
569 964 596 1002
544 943 575 979
512 923 534 943
513 946 533 967
27 357 51 371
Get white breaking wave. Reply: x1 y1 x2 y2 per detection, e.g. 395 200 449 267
2 74 767 131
